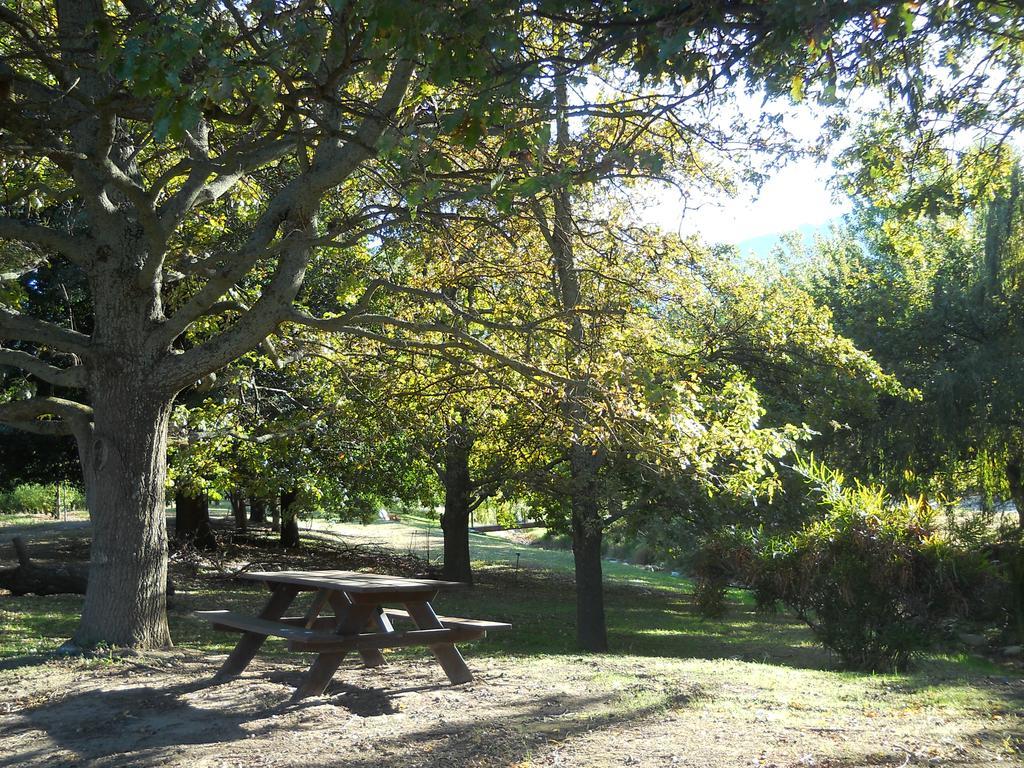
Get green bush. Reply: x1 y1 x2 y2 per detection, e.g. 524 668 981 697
692 576 729 618
537 531 572 550
750 458 992 672
690 527 758 618
0 483 83 516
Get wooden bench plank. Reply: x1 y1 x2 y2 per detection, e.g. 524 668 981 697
383 608 511 631
288 627 484 652
197 610 321 640
201 615 336 633
197 611 485 652
200 609 510 636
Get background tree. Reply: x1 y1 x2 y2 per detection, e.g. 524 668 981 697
807 143 1024 530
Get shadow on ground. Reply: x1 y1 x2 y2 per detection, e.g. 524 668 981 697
0 653 704 768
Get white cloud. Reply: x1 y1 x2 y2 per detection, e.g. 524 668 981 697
636 92 857 245
642 157 850 244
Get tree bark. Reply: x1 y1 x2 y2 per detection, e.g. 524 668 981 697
570 445 608 652
1006 459 1024 534
249 497 267 524
440 421 474 584
230 491 247 531
280 489 300 548
74 386 173 649
174 490 217 551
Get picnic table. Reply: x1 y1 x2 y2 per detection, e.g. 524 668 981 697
196 569 510 700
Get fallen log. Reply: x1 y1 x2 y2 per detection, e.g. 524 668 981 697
0 537 174 596
0 537 89 595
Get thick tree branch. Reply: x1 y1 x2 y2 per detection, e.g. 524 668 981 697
156 137 296 237
158 239 310 390
0 216 91 264
154 58 415 352
0 348 86 387
0 255 49 282
0 396 93 438
0 307 91 356
94 145 165 256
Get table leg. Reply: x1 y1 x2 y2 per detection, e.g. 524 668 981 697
293 602 378 700
216 583 300 679
327 592 388 668
404 600 473 685
303 589 331 628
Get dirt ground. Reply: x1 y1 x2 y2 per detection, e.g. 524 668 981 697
0 648 1020 768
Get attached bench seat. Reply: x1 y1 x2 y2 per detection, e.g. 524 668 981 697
381 608 511 633
195 609 509 653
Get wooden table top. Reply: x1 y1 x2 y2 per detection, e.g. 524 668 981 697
241 569 464 594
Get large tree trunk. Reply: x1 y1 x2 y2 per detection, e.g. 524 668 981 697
174 490 216 551
570 445 607 652
1006 459 1024 534
280 489 300 548
74 386 173 649
230 491 247 531
249 497 267 524
441 421 474 584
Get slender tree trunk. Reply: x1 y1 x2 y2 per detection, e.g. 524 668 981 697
174 489 217 551
441 422 474 584
570 445 607 651
1006 459 1024 534
74 386 173 649
249 497 266 524
540 57 609 652
230 491 247 531
280 489 299 548
271 498 280 531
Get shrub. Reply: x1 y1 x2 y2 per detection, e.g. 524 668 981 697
537 531 572 550
692 576 729 618
0 483 83 516
751 458 993 672
977 540 1024 642
690 527 758 618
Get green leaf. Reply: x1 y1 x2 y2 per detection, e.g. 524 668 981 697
790 74 805 102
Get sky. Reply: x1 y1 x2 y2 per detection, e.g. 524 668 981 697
643 156 850 256
635 92 857 259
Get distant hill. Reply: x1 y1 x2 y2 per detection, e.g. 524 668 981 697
730 219 842 262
